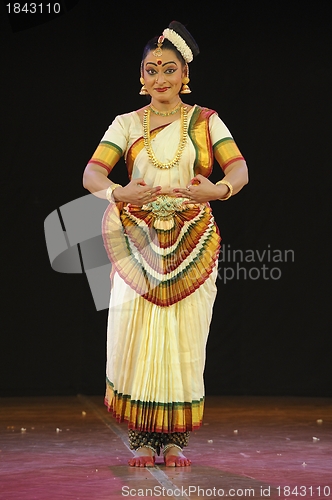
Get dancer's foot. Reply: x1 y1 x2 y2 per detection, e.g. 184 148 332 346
128 446 155 467
163 445 191 467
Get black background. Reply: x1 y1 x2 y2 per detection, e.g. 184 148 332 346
1 0 331 397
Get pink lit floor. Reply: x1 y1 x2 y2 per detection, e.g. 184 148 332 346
0 395 331 500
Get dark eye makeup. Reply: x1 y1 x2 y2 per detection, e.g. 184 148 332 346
145 66 177 75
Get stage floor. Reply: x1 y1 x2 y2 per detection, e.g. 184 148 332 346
0 395 331 499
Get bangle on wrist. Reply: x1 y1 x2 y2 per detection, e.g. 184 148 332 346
106 183 122 203
215 179 233 201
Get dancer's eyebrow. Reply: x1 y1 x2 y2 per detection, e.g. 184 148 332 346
145 61 178 67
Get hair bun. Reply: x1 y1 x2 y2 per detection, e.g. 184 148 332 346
168 21 200 58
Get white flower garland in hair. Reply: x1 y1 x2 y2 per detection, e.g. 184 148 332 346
162 28 193 63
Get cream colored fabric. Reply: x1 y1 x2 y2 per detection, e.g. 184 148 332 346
103 106 226 428
106 266 217 405
100 106 232 186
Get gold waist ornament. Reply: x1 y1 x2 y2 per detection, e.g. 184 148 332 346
141 195 188 219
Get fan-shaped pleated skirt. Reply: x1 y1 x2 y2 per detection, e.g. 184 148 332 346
102 197 220 433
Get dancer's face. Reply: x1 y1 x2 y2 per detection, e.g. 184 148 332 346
142 49 185 104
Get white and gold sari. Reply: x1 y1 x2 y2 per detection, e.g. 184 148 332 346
89 105 244 432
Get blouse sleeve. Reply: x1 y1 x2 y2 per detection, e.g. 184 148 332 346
209 113 244 172
88 115 129 174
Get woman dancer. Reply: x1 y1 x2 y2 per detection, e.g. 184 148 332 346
83 21 248 467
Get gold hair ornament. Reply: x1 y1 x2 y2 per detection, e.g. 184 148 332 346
216 179 233 200
153 35 164 57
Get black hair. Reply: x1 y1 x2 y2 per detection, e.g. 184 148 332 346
168 21 200 57
141 21 200 65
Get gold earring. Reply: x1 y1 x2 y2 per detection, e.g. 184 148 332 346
180 64 191 94
180 76 191 94
139 77 149 96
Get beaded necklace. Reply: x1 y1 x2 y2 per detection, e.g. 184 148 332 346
149 102 182 117
143 105 188 170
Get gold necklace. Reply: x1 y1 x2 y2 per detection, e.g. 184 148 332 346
143 105 188 170
149 102 182 117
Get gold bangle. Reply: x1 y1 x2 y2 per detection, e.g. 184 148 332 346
216 179 233 201
106 183 122 203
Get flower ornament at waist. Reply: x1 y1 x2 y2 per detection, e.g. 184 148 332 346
162 28 193 63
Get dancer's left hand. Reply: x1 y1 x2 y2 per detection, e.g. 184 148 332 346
173 174 228 203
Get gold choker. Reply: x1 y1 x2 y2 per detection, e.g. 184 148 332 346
149 103 182 117
143 106 188 169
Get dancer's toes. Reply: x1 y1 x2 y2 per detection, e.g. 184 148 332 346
128 456 155 467
178 456 191 467
128 447 155 467
164 454 191 467
163 445 191 467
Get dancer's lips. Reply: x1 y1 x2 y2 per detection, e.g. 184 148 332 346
155 87 169 92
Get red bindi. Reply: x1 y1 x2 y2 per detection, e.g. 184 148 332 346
157 60 162 65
